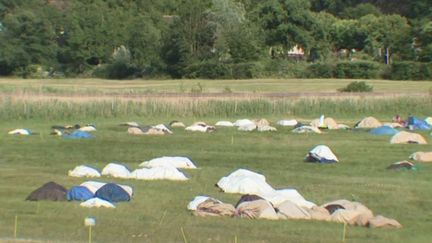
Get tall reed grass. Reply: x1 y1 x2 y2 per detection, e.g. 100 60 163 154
0 97 430 120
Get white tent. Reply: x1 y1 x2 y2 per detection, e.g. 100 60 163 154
185 124 214 132
79 125 96 132
153 124 173 134
68 165 101 178
139 156 197 169
8 129 32 135
80 181 106 194
129 166 188 181
238 124 257 131
215 121 234 127
101 163 131 178
306 145 339 162
217 169 275 195
277 120 298 126
257 125 277 132
187 196 212 210
80 181 133 196
217 169 316 208
80 198 115 208
234 119 255 127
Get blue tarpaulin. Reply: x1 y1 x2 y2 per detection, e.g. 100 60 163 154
63 130 94 139
369 126 399 135
67 186 94 201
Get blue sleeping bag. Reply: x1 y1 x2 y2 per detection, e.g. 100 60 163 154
408 117 431 130
63 130 94 139
369 126 399 135
67 186 94 201
95 183 130 203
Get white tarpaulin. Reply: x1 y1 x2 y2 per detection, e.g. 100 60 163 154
187 196 211 210
307 145 339 162
277 120 298 126
129 166 188 181
80 181 133 196
217 169 316 208
80 198 115 208
139 156 197 169
215 121 234 127
101 163 131 179
234 119 255 127
68 165 101 178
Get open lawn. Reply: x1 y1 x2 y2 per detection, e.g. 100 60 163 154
0 78 431 242
1 78 431 96
0 116 432 243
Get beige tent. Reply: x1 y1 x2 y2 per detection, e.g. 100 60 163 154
355 117 382 128
194 198 235 217
322 199 374 226
254 119 270 127
169 121 185 127
310 117 338 129
236 199 278 220
409 151 432 162
368 215 402 229
277 201 311 220
390 131 427 144
127 127 167 135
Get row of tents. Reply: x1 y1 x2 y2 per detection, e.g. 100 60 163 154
7 115 432 138
187 169 401 228
26 181 132 208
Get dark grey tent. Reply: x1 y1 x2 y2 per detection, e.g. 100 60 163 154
235 194 264 208
26 182 67 201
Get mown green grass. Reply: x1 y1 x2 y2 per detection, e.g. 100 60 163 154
0 116 431 243
1 78 431 95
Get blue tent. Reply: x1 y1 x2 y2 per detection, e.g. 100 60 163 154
95 183 130 203
408 116 431 130
369 126 399 136
63 130 94 139
67 186 94 201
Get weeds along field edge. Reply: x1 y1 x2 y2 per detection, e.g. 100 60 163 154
0 96 431 121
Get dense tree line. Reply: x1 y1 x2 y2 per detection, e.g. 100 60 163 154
0 0 430 79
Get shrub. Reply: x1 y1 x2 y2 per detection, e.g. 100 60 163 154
388 61 432 80
338 81 373 92
306 63 335 78
229 62 260 79
261 59 308 78
334 61 380 79
184 61 230 79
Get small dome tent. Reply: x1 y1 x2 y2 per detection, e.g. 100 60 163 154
67 186 94 201
305 145 339 163
95 183 131 203
26 182 67 201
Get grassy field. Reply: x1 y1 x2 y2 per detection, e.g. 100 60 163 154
0 115 431 243
0 78 431 242
1 78 432 95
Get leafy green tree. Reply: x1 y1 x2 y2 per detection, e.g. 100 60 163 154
360 14 412 64
0 2 59 75
340 3 381 19
331 19 367 51
253 0 319 58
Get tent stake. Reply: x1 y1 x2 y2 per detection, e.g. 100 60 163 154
89 225 92 243
180 227 188 243
14 215 18 238
342 222 347 242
